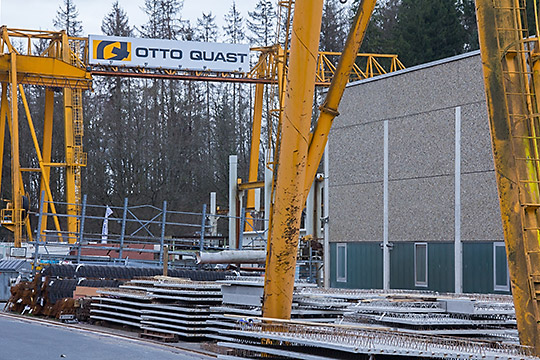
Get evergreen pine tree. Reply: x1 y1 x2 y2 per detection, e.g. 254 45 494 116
320 1 348 52
394 0 467 66
247 0 276 46
457 0 478 51
53 0 83 36
101 1 132 37
223 2 246 44
196 12 218 42
140 0 183 39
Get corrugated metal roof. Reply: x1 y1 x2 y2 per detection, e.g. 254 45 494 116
0 259 29 271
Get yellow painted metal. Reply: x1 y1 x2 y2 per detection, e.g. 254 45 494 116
0 55 91 89
262 0 324 320
40 89 54 237
246 56 266 211
303 0 377 202
246 48 404 86
0 84 7 197
9 52 22 247
61 32 84 243
476 0 540 353
0 27 91 245
19 85 64 239
238 181 265 191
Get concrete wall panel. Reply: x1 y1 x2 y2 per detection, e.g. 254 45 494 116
329 182 383 242
329 122 383 186
461 171 503 241
388 176 454 242
461 102 493 173
389 109 454 180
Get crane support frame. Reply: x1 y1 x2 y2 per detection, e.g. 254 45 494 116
0 27 90 245
476 0 540 353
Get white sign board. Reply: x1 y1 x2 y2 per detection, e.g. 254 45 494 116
89 35 250 72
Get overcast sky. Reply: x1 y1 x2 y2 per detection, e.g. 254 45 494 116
0 0 254 39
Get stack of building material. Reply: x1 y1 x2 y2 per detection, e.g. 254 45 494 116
214 289 527 360
338 291 518 343
90 277 223 340
206 277 344 342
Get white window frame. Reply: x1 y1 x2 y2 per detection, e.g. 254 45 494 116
493 242 510 292
414 242 428 287
336 243 347 283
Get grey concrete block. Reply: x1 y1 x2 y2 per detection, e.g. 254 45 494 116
336 53 485 130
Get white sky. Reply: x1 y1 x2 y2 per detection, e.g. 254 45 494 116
0 0 255 38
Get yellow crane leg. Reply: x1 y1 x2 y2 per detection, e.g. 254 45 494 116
303 0 376 201
262 0 324 320
246 62 265 213
9 53 22 247
476 0 540 352
40 89 54 237
19 85 64 241
61 32 78 244
0 84 7 197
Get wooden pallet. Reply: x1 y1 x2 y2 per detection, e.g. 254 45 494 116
139 329 178 343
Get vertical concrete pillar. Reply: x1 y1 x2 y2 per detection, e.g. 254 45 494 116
228 155 238 249
210 192 217 236
323 145 330 288
383 120 390 290
454 106 462 293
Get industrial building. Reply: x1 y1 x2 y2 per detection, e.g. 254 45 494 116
328 50 510 294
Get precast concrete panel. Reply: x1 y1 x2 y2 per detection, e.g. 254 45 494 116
388 109 454 180
460 102 493 173
329 122 384 186
460 171 503 241
388 176 454 242
329 182 383 242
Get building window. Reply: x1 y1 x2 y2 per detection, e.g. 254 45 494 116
415 243 428 287
494 242 510 292
336 243 347 282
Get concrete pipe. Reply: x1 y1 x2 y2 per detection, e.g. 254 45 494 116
196 250 266 264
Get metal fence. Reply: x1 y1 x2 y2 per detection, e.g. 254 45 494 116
31 192 267 267
29 192 321 283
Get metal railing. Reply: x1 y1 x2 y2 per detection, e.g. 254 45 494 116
30 193 321 283
31 193 272 267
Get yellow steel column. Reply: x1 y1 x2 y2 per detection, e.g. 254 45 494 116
61 32 78 243
476 0 540 352
9 52 22 247
40 89 54 237
262 0 324 320
246 58 266 211
19 85 63 238
0 84 8 196
303 0 376 201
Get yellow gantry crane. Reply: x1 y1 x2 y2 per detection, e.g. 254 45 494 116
0 27 91 247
